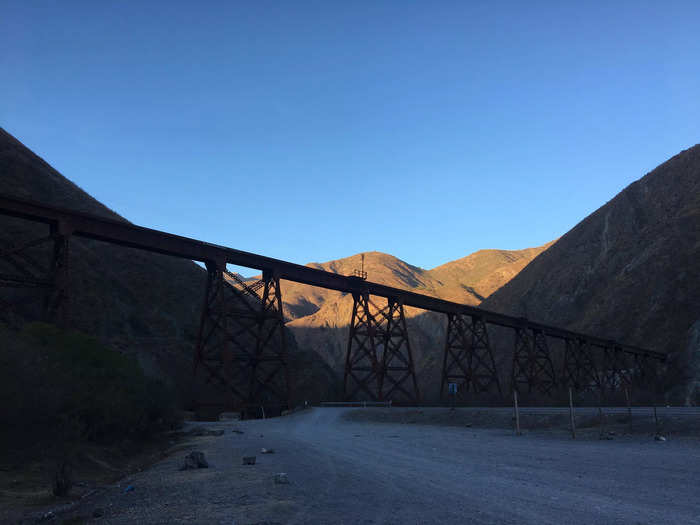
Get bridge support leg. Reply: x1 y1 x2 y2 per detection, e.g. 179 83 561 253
45 223 71 326
511 327 533 393
0 220 71 327
531 329 556 394
602 344 632 394
440 314 500 400
344 294 420 403
562 338 601 393
343 292 380 401
377 297 420 403
193 262 289 416
511 327 556 395
249 271 290 412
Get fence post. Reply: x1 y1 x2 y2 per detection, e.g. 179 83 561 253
513 390 521 436
568 387 576 440
653 404 659 436
625 387 631 422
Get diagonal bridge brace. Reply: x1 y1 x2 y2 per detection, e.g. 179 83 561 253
193 261 290 415
344 292 420 403
440 314 501 400
0 221 72 327
511 326 556 395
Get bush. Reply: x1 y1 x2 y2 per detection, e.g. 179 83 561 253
0 322 181 449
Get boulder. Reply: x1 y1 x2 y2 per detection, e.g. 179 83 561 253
179 451 209 470
274 473 289 484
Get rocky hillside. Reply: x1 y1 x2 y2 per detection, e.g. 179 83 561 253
427 244 556 303
280 247 551 321
0 128 338 406
283 246 551 400
481 144 700 404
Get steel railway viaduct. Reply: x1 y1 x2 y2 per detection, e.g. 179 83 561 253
0 194 666 415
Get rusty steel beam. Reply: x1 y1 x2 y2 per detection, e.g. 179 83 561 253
0 193 665 362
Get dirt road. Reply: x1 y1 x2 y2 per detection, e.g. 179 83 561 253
58 407 700 524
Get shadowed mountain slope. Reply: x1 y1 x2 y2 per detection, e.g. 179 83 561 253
481 144 700 403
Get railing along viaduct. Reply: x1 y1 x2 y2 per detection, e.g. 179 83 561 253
0 195 666 414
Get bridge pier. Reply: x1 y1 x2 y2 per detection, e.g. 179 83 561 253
511 327 556 395
44 222 72 326
440 314 501 400
562 338 601 393
601 344 632 393
377 297 420 402
344 293 419 403
0 219 71 327
193 262 289 417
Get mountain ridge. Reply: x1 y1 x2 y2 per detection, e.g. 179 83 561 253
282 244 552 399
481 143 700 402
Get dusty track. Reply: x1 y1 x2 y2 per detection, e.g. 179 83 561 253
56 407 699 524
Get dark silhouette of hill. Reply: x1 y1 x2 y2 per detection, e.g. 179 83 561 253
481 144 700 403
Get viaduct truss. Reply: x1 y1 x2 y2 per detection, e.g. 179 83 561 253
0 194 666 412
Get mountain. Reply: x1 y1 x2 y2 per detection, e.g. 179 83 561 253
481 144 700 404
279 247 552 321
427 244 556 303
0 128 338 406
283 246 551 399
280 252 442 320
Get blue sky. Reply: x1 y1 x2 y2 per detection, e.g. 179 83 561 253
2 1 699 275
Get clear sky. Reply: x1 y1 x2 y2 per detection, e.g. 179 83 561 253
2 1 699 275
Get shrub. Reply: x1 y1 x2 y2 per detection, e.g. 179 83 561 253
0 322 181 450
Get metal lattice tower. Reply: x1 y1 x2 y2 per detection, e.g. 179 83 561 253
562 338 600 392
440 314 501 399
511 327 556 394
343 292 380 400
344 293 420 402
0 220 71 327
193 263 290 415
377 297 420 402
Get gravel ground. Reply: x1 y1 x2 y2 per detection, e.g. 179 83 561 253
53 407 700 524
